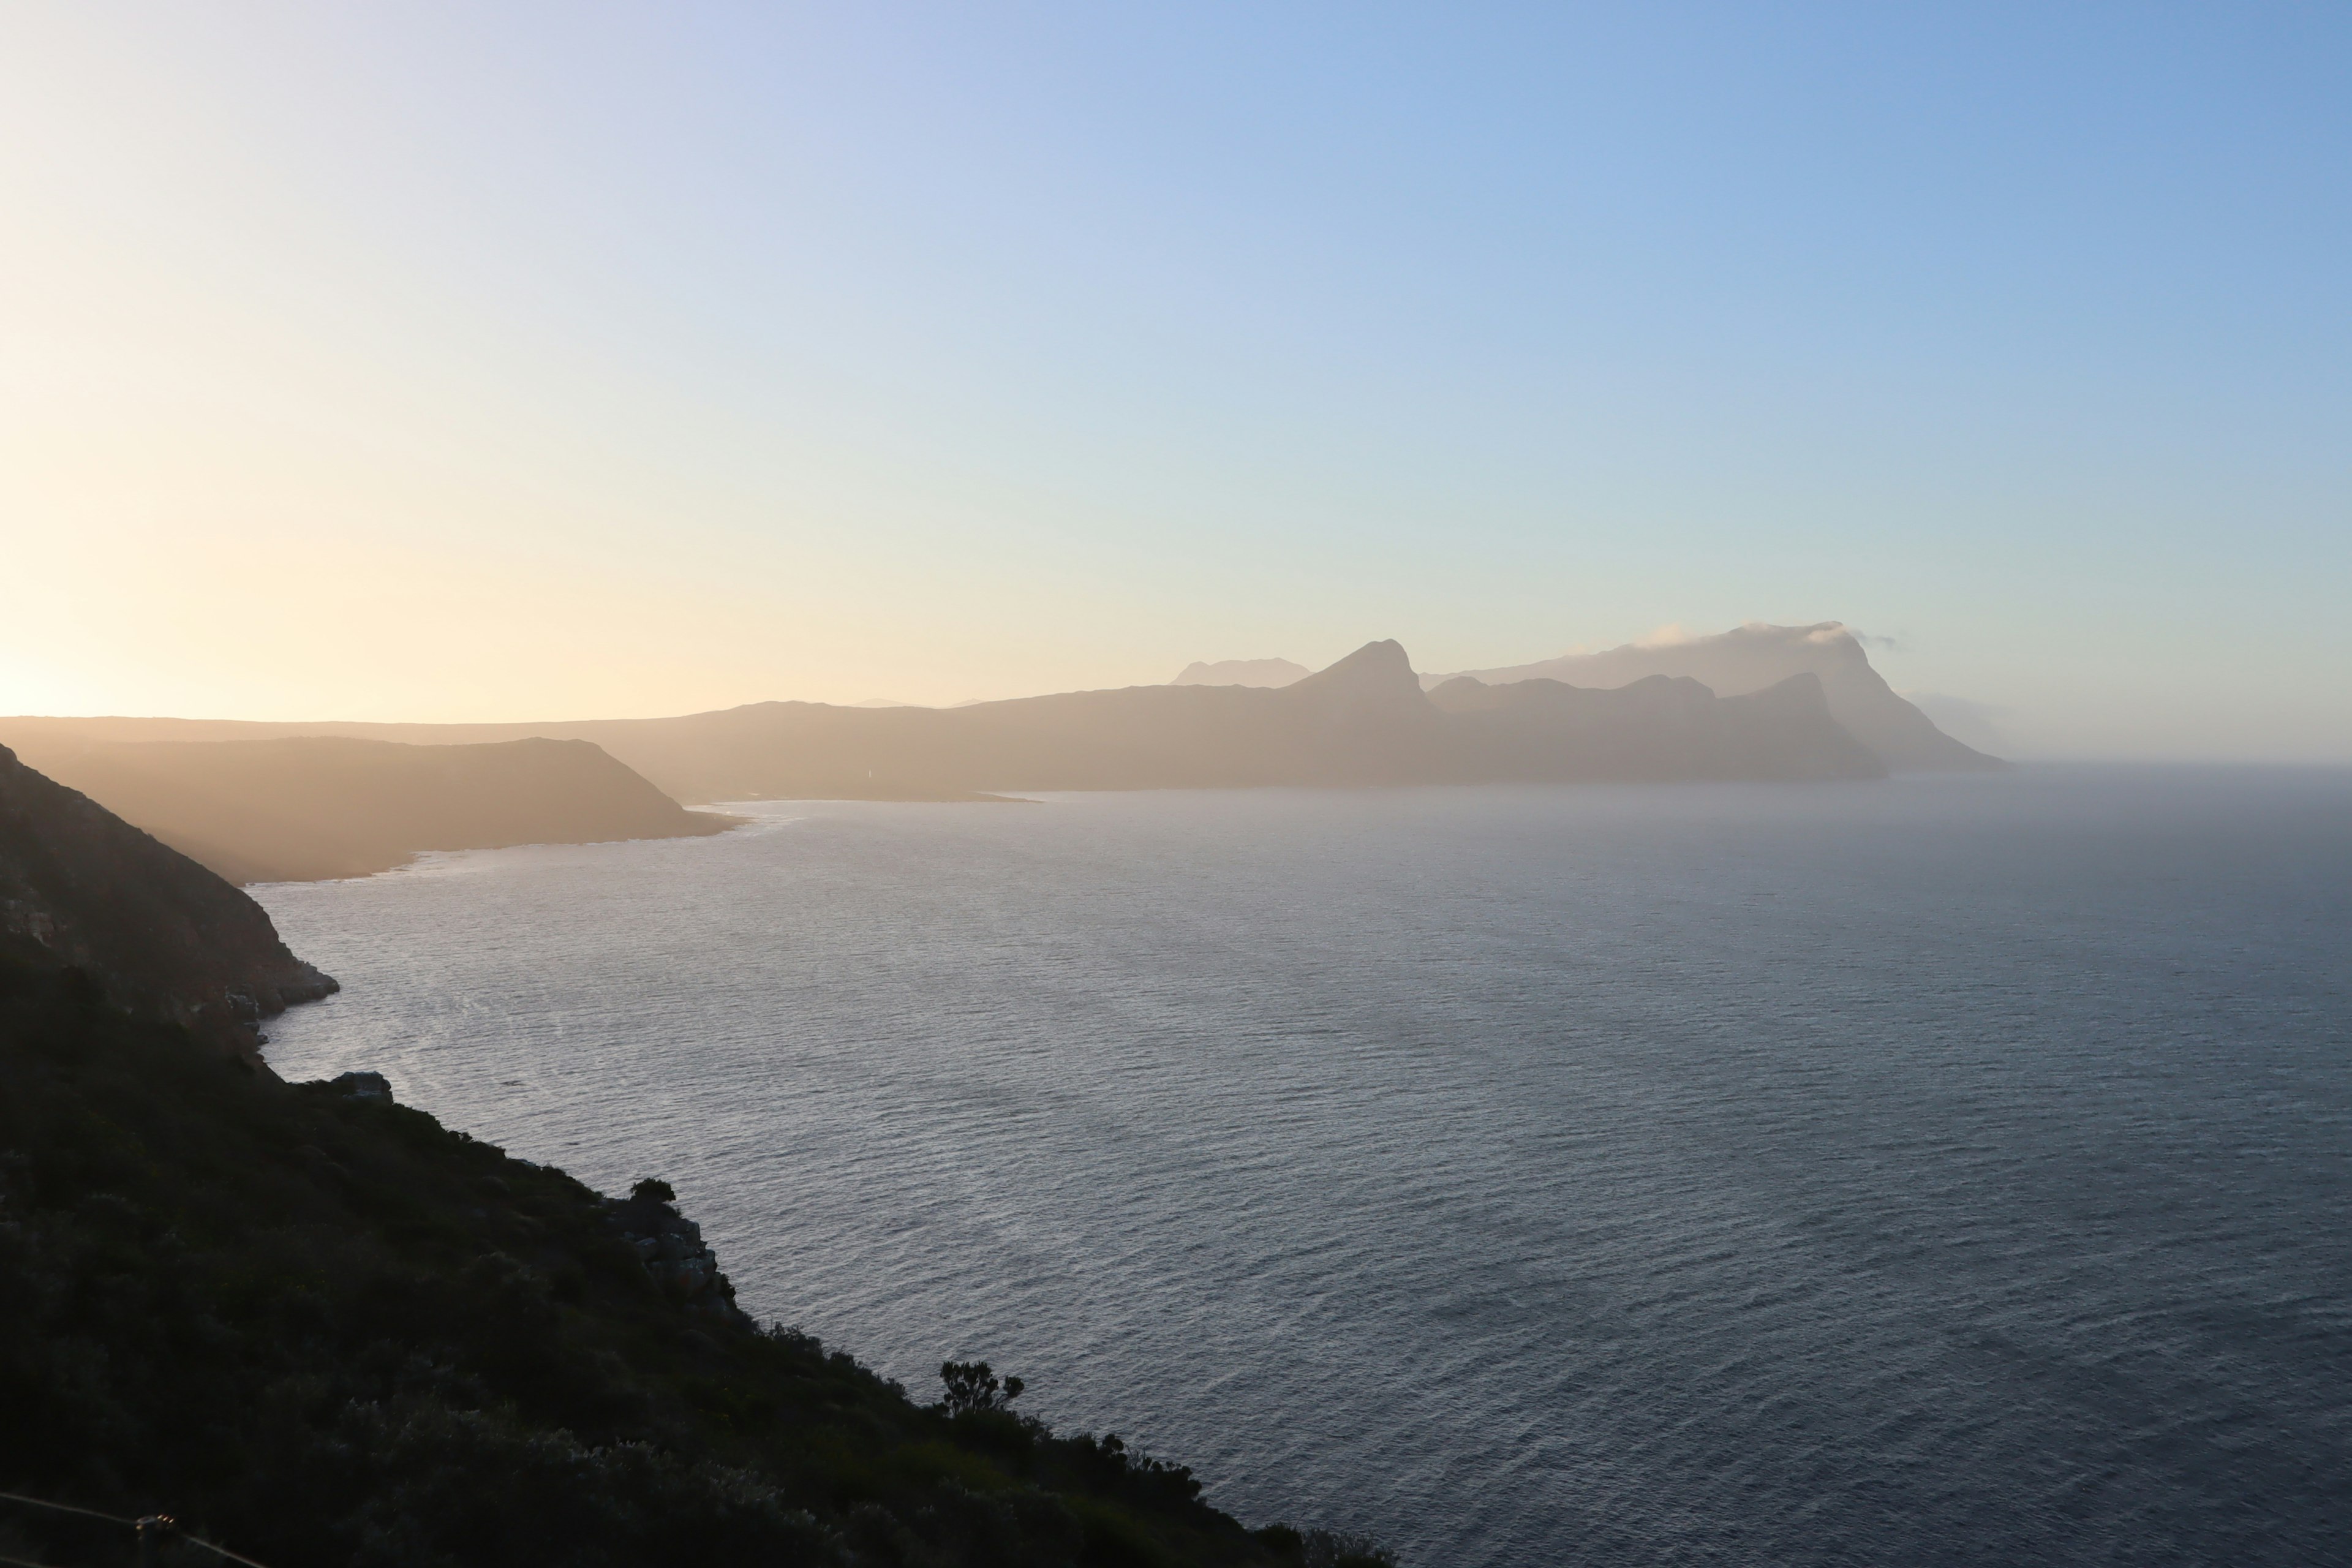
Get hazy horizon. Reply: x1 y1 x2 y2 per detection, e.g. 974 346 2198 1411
6 6 2349 761
7 620 2343 767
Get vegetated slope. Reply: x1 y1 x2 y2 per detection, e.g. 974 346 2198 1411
0 744 334 1054
15 736 736 883
1431 623 2003 772
0 961 1361 1568
0 641 1883 802
0 755 1381 1568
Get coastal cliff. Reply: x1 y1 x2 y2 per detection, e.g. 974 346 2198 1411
0 743 334 1054
11 734 736 884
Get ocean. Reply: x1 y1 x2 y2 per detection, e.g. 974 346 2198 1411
255 767 2352 1566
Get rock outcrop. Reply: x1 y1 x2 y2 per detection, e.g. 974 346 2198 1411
328 1069 393 1101
605 1181 754 1329
0 744 335 1055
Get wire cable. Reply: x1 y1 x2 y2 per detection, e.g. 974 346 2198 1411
0 1495 130 1528
0 1493 273 1568
178 1538 273 1568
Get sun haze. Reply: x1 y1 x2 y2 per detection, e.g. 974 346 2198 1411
4 6 2348 758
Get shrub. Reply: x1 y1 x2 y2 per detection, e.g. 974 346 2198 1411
938 1359 1025 1415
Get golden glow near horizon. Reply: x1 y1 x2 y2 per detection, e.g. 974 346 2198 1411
4 7 2349 758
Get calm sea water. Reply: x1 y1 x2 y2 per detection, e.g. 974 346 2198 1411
255 769 2352 1566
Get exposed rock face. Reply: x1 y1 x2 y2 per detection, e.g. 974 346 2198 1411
1430 623 2003 773
329 1069 393 1101
0 745 336 1055
605 1187 754 1329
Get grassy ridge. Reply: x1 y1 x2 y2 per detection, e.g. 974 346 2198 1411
0 957 1381 1567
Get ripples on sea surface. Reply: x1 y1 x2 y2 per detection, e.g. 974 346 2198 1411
256 769 2352 1566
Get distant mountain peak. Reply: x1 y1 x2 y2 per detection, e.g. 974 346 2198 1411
1170 657 1310 688
1288 639 1423 701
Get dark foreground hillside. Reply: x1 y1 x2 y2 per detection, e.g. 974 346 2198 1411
0 959 1383 1568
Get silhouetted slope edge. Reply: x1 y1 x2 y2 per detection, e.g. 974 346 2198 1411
1 639 1890 802
0 744 334 1054
0 764 1371 1568
1430 622 2003 773
16 735 737 883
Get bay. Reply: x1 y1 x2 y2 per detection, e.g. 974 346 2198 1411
257 768 2352 1566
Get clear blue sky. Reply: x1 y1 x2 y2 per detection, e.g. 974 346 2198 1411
3 3 2346 756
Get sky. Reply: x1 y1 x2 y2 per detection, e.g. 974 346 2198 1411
2 3 2347 759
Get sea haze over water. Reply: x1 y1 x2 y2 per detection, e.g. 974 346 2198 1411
257 770 2352 1566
